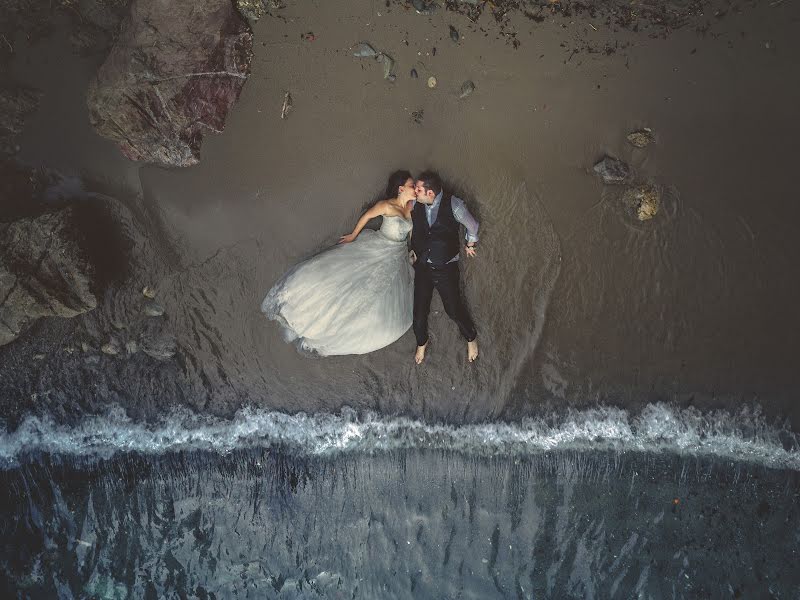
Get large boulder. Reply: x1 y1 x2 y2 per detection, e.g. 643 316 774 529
0 208 97 346
86 0 253 167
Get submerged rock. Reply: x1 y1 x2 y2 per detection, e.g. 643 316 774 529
141 333 177 360
0 208 97 346
622 184 661 221
593 156 633 185
627 128 655 148
86 0 254 167
143 300 165 317
458 80 475 99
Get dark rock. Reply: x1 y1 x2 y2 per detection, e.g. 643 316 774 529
86 0 254 167
593 156 633 185
0 86 43 156
410 68 418 79
0 208 97 346
449 25 460 43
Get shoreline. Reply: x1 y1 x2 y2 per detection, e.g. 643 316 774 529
1 0 799 428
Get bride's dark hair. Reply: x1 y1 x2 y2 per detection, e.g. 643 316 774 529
385 169 412 199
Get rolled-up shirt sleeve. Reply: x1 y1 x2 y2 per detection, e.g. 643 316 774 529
451 196 480 243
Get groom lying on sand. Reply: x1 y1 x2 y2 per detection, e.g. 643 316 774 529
410 171 480 364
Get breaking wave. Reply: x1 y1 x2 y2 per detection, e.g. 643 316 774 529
1 403 798 470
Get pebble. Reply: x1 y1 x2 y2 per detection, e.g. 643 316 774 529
427 76 437 88
142 286 156 298
449 26 460 43
459 80 475 99
410 68 418 79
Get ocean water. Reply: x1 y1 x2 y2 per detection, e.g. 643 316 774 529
1 403 799 598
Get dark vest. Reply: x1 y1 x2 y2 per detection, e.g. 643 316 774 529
411 194 460 266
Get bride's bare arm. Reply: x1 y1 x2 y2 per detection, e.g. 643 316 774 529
339 201 388 244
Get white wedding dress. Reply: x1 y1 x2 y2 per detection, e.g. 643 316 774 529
262 216 414 356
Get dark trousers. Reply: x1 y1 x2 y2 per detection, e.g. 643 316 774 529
413 261 477 346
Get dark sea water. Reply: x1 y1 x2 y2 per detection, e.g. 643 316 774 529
1 404 799 599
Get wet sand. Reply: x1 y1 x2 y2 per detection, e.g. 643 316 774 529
2 1 800 426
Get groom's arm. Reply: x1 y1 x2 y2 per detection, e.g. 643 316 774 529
451 197 479 255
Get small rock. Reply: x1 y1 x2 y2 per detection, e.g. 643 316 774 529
101 341 120 355
376 53 395 80
142 286 156 298
125 340 139 354
63 346 76 355
81 342 91 353
427 76 437 89
410 68 418 79
627 128 655 148
411 0 436 15
351 42 377 58
622 184 661 221
143 300 165 317
449 25 460 43
458 80 475 99
411 109 424 124
388 73 396 83
33 353 45 361
593 156 633 185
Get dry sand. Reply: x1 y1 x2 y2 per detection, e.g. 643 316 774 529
3 0 800 425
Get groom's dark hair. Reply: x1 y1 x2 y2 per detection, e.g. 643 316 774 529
386 169 412 198
416 170 442 196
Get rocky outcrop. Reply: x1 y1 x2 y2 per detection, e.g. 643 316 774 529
0 208 97 346
86 0 253 167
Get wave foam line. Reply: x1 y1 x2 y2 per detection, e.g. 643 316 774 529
1 403 798 470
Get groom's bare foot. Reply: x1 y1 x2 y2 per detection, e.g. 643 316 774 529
415 343 427 365
467 339 479 362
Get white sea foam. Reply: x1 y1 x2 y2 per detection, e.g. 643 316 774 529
0 403 797 470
